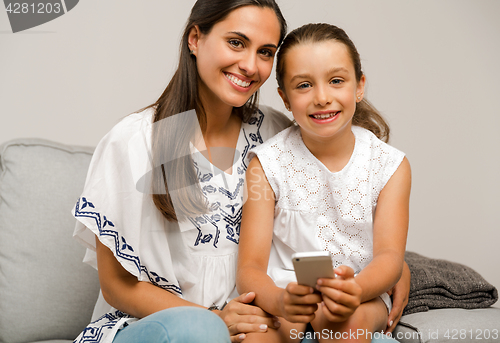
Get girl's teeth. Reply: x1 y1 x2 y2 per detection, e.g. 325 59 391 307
313 112 337 119
225 73 251 88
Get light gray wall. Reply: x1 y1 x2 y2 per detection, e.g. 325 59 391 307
1 1 499 304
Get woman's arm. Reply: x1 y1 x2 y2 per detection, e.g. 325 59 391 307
237 157 321 323
354 157 412 303
386 260 411 332
96 237 202 318
97 236 278 342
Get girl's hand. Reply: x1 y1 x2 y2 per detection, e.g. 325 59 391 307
386 261 410 333
279 282 323 323
217 292 280 343
316 265 362 322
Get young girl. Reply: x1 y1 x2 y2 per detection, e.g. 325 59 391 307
237 23 411 342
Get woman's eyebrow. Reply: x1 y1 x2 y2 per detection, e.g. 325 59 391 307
228 31 278 49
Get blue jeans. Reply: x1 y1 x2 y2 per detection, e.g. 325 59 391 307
113 307 231 343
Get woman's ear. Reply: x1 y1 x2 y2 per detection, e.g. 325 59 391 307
278 88 291 111
187 25 201 56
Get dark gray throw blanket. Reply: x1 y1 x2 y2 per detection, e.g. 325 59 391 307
403 251 498 315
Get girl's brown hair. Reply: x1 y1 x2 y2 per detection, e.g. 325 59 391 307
276 23 390 142
146 0 287 222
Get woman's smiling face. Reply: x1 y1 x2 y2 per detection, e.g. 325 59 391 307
189 5 281 111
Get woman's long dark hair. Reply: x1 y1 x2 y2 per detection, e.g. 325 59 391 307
276 23 390 142
147 0 287 222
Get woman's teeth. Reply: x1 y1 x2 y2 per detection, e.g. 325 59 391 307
311 112 338 119
225 73 251 88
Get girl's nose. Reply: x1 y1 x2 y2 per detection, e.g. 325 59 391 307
238 52 257 77
314 85 332 107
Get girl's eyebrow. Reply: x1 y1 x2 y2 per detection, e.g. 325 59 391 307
328 67 349 74
228 31 278 49
290 73 311 83
290 67 349 83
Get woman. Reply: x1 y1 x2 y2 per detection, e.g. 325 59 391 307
71 1 409 342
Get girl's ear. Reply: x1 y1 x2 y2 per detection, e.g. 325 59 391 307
278 88 291 111
356 74 366 103
187 25 201 56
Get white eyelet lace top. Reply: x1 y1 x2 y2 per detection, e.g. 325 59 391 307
249 125 405 288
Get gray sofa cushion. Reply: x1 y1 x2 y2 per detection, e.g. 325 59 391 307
394 308 500 343
300 308 500 343
0 139 100 343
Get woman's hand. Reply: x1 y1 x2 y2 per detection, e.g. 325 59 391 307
316 265 362 322
385 261 410 333
216 292 280 343
279 282 322 323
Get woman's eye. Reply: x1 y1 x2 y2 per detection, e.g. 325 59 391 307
331 79 343 85
229 39 243 48
259 49 273 58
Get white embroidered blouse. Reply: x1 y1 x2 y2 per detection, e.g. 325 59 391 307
71 105 290 343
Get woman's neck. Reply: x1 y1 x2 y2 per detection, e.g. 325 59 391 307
198 86 235 139
193 93 242 174
203 108 234 138
301 124 355 173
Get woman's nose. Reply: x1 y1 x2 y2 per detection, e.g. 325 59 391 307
238 52 257 76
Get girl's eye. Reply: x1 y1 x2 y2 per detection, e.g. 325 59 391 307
297 83 311 89
228 39 243 48
331 79 343 85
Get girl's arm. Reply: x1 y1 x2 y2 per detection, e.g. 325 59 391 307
354 156 412 302
237 157 321 323
96 235 277 341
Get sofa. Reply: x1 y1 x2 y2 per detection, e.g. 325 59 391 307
0 138 499 343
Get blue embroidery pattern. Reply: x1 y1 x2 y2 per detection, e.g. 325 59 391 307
187 110 264 248
203 185 217 194
200 172 213 182
143 265 182 295
220 205 242 244
240 109 264 170
218 178 245 200
190 213 222 248
74 198 182 296
76 310 132 343
74 198 140 272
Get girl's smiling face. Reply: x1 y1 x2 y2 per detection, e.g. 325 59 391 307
189 5 281 113
278 40 365 143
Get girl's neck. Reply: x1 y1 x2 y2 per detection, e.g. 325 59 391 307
301 124 356 173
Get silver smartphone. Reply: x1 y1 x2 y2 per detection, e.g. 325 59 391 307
292 251 335 288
